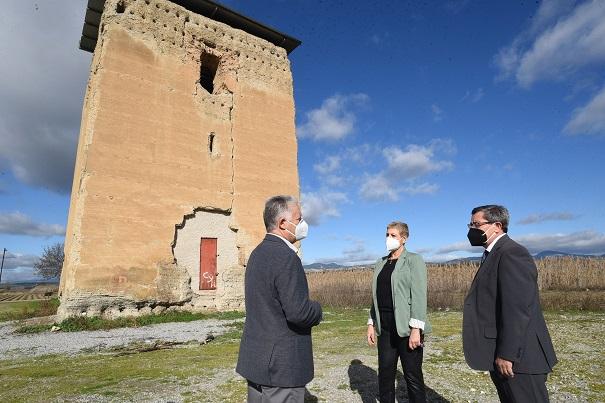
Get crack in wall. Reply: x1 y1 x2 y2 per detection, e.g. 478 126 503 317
228 92 235 211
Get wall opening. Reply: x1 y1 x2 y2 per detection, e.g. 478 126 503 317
173 209 238 296
116 1 125 13
208 132 215 154
200 53 220 94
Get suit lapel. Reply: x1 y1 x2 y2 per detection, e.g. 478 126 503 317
466 235 510 296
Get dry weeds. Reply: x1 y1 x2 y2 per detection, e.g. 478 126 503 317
307 257 605 310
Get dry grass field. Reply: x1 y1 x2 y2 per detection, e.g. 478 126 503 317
307 257 605 310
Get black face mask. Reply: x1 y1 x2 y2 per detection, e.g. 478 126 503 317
467 227 487 246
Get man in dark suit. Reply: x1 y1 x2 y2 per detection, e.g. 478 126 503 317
236 195 322 403
463 205 557 402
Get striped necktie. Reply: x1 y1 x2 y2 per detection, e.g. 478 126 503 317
481 250 489 264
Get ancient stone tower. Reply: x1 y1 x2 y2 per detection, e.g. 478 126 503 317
58 0 301 318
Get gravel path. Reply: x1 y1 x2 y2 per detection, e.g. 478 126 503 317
0 319 238 358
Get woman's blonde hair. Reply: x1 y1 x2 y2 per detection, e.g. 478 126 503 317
387 221 409 238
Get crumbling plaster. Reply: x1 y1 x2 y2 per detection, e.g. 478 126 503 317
58 0 300 319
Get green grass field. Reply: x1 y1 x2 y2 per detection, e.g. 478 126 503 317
0 299 59 322
1 309 603 402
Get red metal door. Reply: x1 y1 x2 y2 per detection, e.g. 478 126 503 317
199 238 217 290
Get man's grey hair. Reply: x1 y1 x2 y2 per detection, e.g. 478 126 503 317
264 195 298 232
471 205 510 233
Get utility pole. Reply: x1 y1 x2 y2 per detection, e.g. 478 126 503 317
0 248 6 285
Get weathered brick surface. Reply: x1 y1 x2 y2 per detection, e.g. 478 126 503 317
58 0 299 319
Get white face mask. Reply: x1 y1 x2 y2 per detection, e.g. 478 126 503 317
286 219 309 241
386 236 401 252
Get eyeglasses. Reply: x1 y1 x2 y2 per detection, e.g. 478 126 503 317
467 221 492 229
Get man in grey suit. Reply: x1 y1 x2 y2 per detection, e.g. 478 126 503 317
463 205 557 402
236 195 322 403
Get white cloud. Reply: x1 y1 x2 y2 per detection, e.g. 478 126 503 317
495 0 605 87
564 85 605 136
359 139 454 202
313 156 341 175
322 174 346 187
301 192 348 226
313 237 378 266
0 250 47 283
1 252 39 271
431 104 444 122
517 211 579 225
312 144 380 189
0 212 65 237
344 144 376 163
0 1 90 193
425 252 474 263
436 241 479 255
432 230 605 255
517 230 605 254
461 88 484 103
384 143 454 180
359 174 399 202
402 182 439 195
297 93 369 141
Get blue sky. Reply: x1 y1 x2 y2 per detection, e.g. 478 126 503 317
1 1 604 281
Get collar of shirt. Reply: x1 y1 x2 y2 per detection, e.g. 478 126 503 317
267 233 298 253
486 233 506 252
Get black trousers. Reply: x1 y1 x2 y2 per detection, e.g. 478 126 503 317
490 371 550 403
377 310 426 403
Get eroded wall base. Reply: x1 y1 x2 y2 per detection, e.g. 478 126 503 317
59 0 299 319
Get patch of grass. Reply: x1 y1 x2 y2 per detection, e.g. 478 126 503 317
0 322 245 402
15 310 244 334
2 308 603 402
0 298 59 322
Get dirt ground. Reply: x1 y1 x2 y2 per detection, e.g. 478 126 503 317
1 309 603 402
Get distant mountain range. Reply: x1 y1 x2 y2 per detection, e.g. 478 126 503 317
533 250 605 259
442 250 605 264
304 250 605 270
303 262 344 271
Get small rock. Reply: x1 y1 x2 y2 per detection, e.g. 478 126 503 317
50 326 61 332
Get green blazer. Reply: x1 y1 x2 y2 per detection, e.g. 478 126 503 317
371 249 431 337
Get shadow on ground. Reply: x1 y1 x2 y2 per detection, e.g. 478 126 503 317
348 359 449 402
304 387 318 402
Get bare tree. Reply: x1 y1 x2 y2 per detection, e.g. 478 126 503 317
34 242 64 279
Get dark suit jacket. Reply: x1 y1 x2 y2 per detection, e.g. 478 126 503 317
463 235 557 374
236 234 322 387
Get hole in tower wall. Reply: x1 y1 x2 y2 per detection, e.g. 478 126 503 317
208 132 215 154
116 1 125 13
199 53 220 94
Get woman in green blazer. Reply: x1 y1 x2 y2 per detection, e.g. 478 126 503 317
367 221 431 403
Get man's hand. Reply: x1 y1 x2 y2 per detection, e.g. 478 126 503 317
408 328 422 350
495 357 514 378
367 325 376 346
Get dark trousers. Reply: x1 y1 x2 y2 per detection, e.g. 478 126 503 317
490 371 550 403
377 310 426 403
247 380 305 403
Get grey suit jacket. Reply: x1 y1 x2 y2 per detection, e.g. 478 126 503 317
236 235 322 387
463 235 558 374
